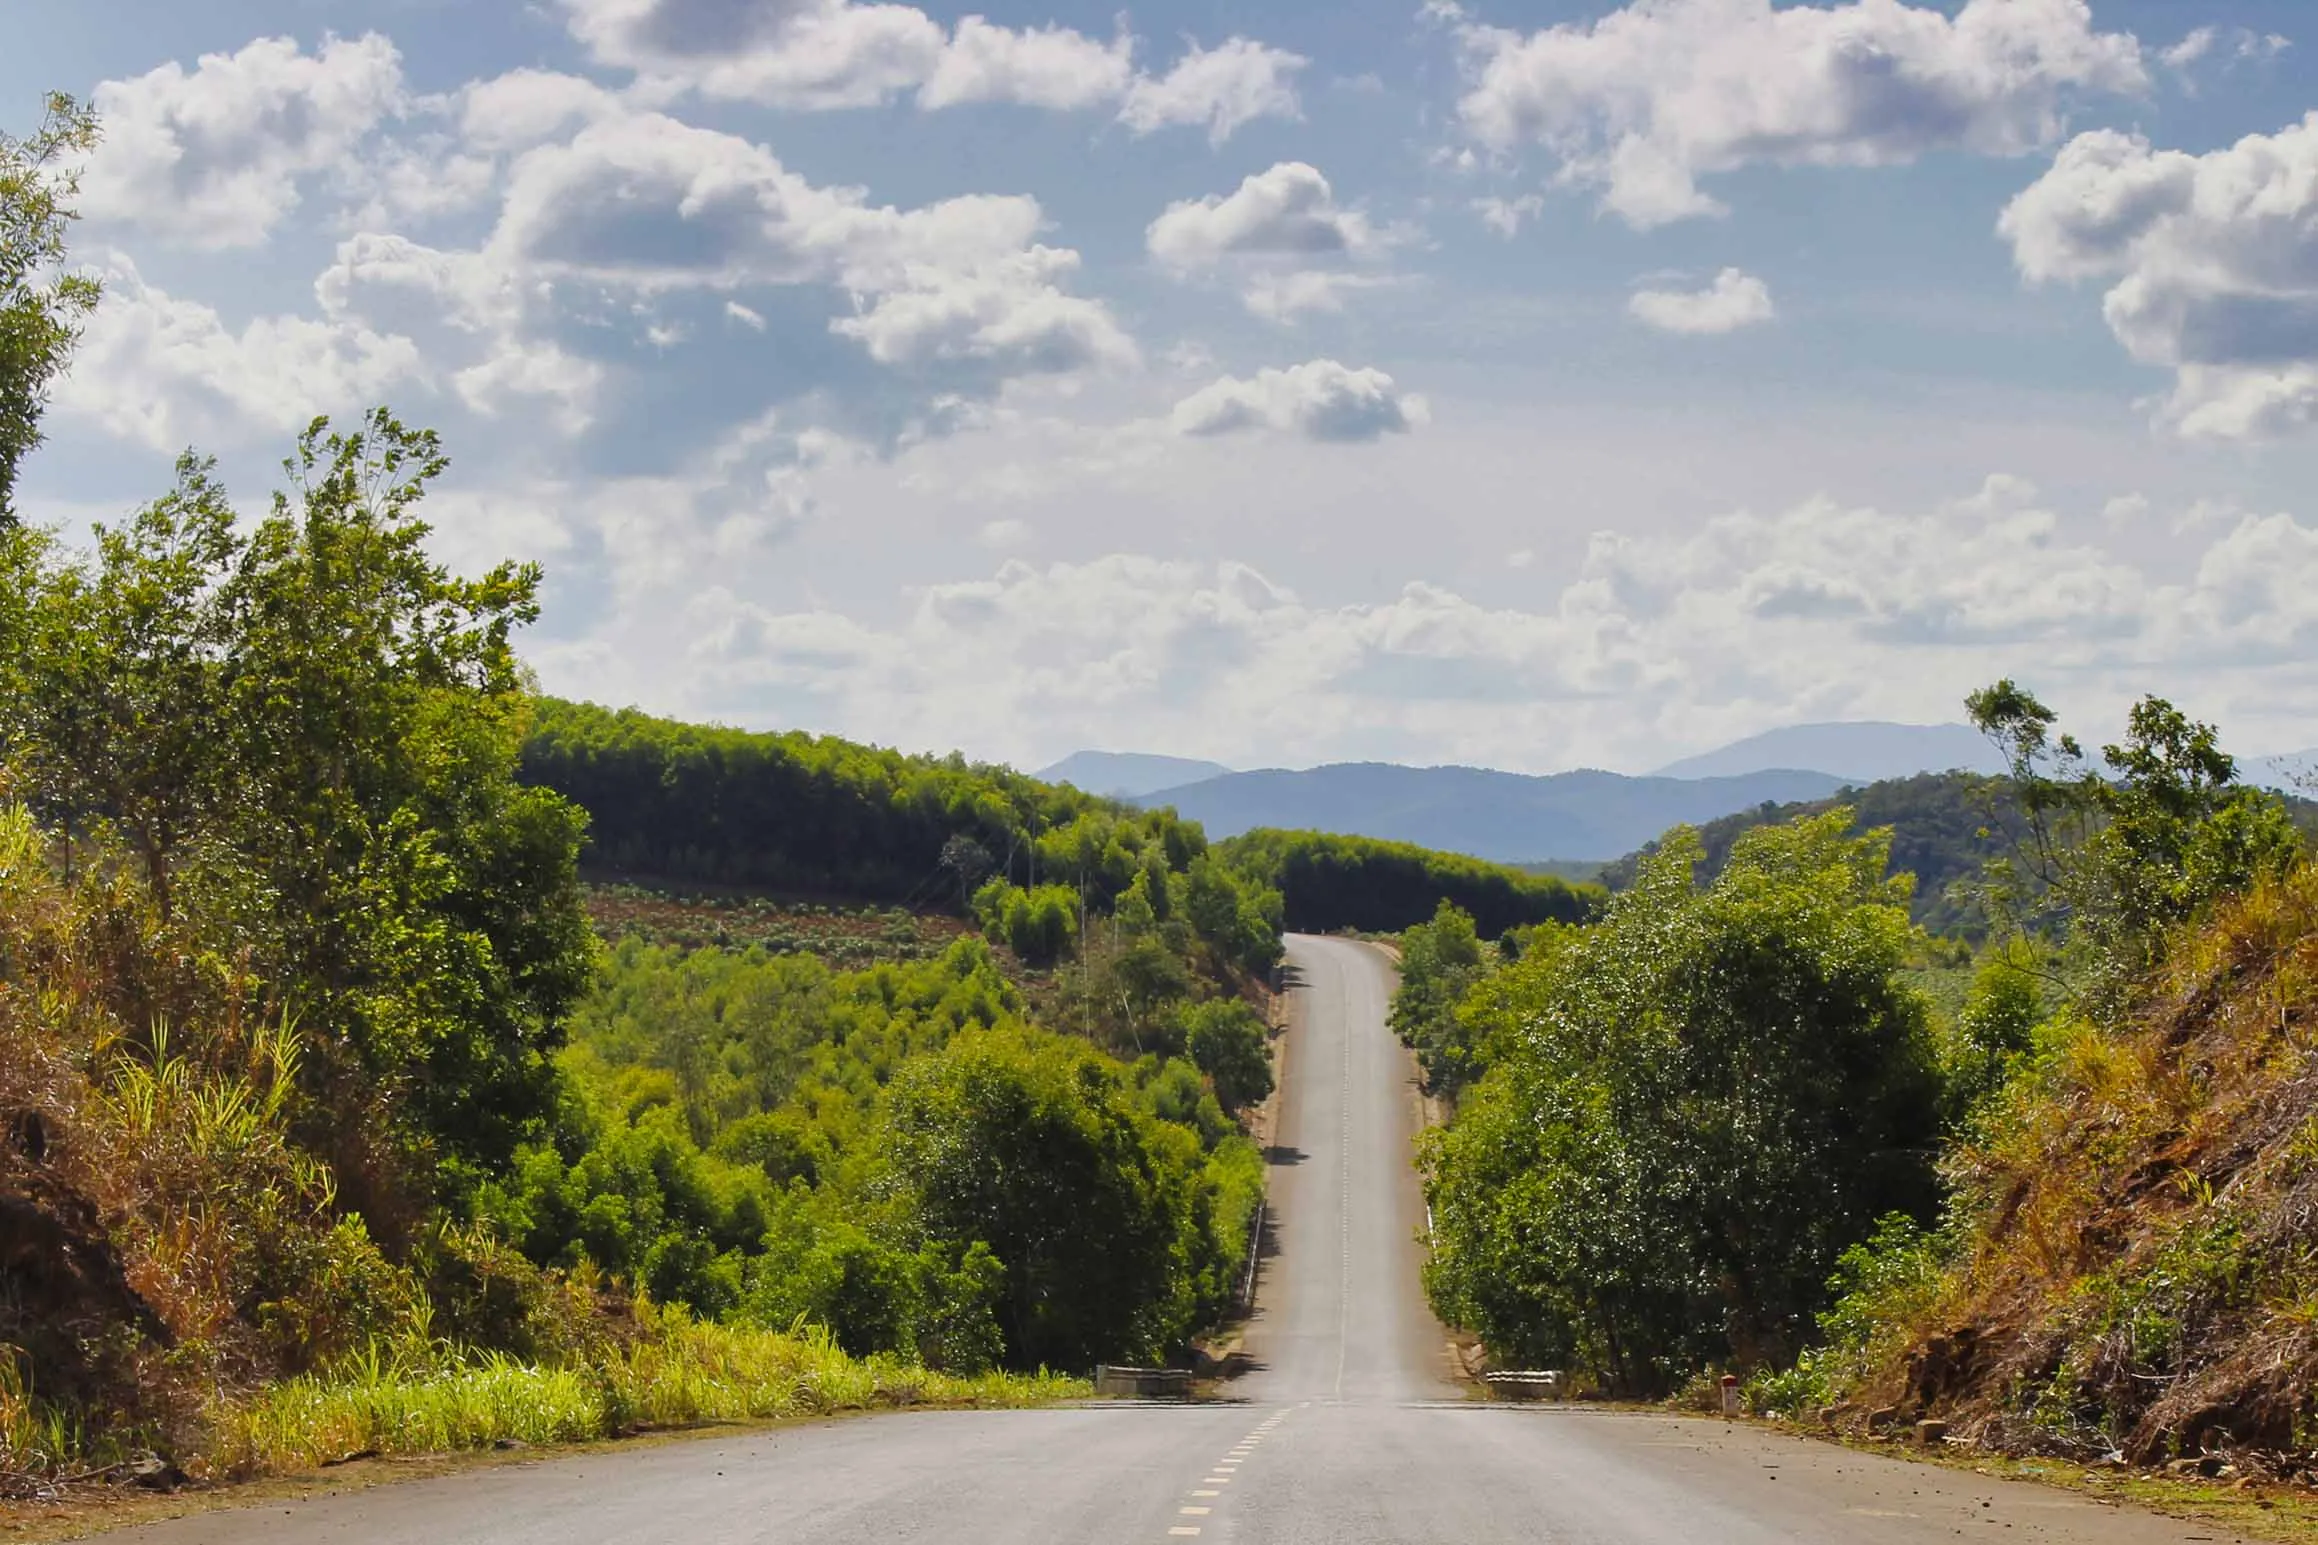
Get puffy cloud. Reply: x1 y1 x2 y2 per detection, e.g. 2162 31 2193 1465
1629 268 1776 334
1170 361 1426 442
560 0 946 109
1147 162 1381 266
1146 163 1398 321
296 106 1131 454
81 34 407 248
832 247 1139 372
56 255 424 450
919 18 1136 110
452 340 606 433
1448 0 2145 227
605 476 2318 773
459 69 625 153
561 0 1282 132
486 111 876 290
471 110 1131 380
1999 116 2318 439
1118 38 1307 145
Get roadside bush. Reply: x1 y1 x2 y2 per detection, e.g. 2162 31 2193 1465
1183 1000 1274 1111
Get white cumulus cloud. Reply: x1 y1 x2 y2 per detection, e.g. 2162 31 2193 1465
1170 360 1426 442
1448 0 2145 228
57 255 424 450
919 18 1136 110
569 475 2318 775
81 33 408 248
560 0 1292 135
2000 114 2318 440
1147 162 1383 266
1629 268 1776 334
1118 37 1307 145
1147 163 1397 321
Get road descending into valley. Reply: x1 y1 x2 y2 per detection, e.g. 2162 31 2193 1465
110 935 2242 1544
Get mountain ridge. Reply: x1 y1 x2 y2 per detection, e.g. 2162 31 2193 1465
1652 720 2003 782
1135 761 1849 863
1035 749 1235 799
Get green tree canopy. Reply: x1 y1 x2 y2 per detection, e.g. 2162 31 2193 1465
1218 828 1600 937
1420 810 1942 1391
1968 681 2302 1006
1389 900 1492 1097
0 93 98 521
886 1030 1197 1370
2 414 595 1206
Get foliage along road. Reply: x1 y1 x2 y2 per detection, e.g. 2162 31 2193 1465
102 936 2244 1544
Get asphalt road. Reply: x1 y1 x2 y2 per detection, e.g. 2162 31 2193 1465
108 934 2243 1544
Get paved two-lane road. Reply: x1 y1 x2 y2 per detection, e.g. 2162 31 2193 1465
110 935 2240 1543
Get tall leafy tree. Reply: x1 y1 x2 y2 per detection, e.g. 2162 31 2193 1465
13 458 237 911
0 93 98 523
5 411 595 1206
209 413 595 1190
1421 811 1941 1390
1967 681 2301 1006
887 1030 1193 1370
1389 900 1490 1096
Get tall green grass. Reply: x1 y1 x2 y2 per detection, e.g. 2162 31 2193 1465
208 1320 1084 1479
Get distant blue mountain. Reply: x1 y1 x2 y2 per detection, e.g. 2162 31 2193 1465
2248 750 2318 795
1037 750 1236 800
1134 763 1849 864
1653 722 2004 783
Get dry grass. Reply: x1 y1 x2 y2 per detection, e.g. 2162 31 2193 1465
1851 860 2318 1466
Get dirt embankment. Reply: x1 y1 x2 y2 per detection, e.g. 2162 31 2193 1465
1855 864 2318 1475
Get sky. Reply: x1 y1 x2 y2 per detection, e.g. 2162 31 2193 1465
11 0 2318 775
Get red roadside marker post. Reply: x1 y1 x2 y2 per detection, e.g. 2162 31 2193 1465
1720 1374 1741 1419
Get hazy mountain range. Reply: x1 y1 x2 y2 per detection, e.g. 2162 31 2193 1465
1038 722 2316 865
1650 722 2003 782
1035 751 1236 799
1135 763 1850 864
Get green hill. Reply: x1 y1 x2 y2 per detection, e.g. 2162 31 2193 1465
1219 828 1602 938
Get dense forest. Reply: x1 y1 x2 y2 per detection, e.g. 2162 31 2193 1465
1215 828 1600 937
1409 681 2318 1475
523 699 1140 905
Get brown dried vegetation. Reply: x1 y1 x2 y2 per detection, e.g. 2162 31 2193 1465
0 805 415 1485
1858 859 2318 1470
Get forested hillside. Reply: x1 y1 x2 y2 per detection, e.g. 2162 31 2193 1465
1410 679 2318 1483
522 698 1130 904
1597 771 2020 938
1218 828 1600 937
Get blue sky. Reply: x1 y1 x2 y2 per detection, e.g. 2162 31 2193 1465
12 0 2318 773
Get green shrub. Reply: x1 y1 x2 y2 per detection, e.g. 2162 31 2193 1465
1183 1000 1274 1111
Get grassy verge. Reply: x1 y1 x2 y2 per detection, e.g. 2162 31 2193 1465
3 1316 1083 1537
210 1321 1082 1479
